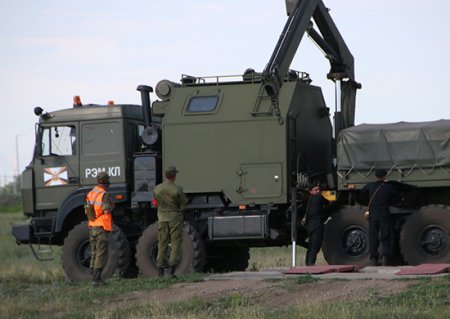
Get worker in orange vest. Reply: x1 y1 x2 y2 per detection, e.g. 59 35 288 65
86 172 114 287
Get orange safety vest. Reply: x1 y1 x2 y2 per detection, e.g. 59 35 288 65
86 185 113 231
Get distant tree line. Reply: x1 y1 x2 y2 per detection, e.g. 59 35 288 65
0 178 22 212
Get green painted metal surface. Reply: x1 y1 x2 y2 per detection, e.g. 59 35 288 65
154 77 333 205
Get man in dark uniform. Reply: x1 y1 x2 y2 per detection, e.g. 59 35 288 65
86 172 114 287
153 166 188 278
304 183 329 266
361 169 398 266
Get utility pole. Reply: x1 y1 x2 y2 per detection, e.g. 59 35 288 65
13 135 20 195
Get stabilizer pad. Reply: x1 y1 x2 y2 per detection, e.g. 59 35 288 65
396 264 450 275
284 265 359 275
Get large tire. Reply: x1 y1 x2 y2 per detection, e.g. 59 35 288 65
61 222 130 282
135 222 206 277
205 246 250 272
119 245 139 278
400 205 450 265
322 206 370 267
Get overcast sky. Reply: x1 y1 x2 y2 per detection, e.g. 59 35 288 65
1 0 450 183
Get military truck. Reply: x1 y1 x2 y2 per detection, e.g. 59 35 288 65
12 0 449 281
331 121 450 266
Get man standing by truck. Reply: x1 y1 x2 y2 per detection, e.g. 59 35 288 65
304 182 330 266
361 169 398 266
153 166 188 278
86 172 114 287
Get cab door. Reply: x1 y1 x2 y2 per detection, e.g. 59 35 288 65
34 123 80 211
79 120 126 185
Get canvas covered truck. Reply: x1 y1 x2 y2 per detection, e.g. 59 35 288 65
12 0 449 282
327 121 450 266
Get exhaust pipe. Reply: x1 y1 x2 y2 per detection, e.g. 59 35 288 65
137 85 153 128
137 85 160 148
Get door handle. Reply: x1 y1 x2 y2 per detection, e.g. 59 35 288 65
69 177 79 184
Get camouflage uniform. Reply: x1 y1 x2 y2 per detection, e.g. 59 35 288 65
89 192 114 270
87 172 114 286
153 172 188 272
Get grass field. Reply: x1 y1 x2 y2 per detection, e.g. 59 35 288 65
1 211 64 283
1 211 449 319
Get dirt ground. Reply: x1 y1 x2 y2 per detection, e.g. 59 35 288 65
112 276 417 309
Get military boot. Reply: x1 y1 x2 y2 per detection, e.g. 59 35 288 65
92 269 100 287
92 269 106 287
369 256 380 266
169 266 177 279
158 267 165 278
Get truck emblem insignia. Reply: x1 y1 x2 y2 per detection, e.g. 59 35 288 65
44 167 68 186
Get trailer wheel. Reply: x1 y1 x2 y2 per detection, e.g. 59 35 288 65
400 205 450 265
61 222 130 282
205 246 250 272
135 222 206 277
322 206 370 266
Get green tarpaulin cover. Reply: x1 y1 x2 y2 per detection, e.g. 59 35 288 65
337 120 450 170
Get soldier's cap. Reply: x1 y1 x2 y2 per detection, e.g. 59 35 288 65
375 169 387 178
97 172 110 184
165 166 179 176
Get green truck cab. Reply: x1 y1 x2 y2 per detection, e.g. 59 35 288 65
14 104 154 279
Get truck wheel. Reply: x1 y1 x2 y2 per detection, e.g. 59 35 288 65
135 222 206 277
400 205 450 265
61 222 130 282
205 246 250 272
322 206 370 266
119 246 139 278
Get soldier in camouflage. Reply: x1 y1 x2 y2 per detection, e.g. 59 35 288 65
87 172 115 287
153 166 188 278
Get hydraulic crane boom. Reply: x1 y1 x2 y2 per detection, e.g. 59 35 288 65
262 0 361 130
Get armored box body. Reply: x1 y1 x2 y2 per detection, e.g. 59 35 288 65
153 78 333 205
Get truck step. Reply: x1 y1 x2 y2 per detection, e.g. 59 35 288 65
29 241 54 261
31 217 54 238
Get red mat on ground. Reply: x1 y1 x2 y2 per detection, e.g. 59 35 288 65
396 264 450 275
284 265 359 274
